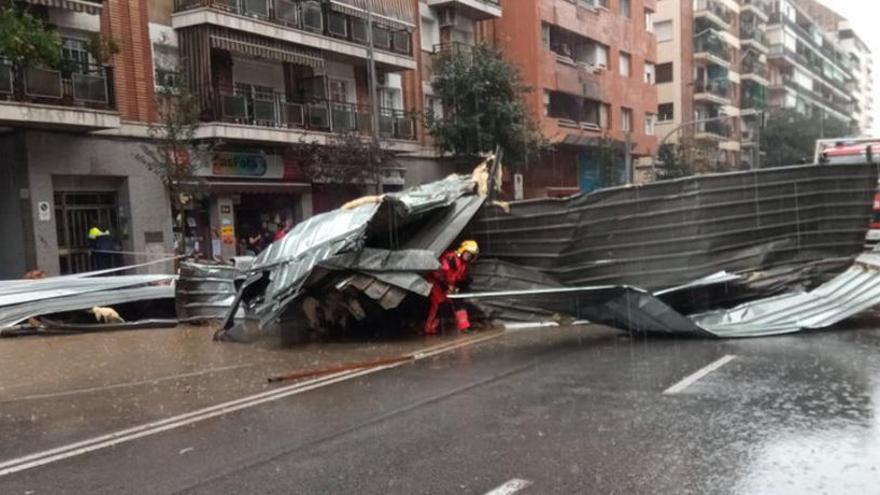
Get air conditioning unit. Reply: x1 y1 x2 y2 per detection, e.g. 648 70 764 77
376 71 387 86
438 8 456 27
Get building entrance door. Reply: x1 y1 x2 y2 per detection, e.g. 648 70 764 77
54 191 120 274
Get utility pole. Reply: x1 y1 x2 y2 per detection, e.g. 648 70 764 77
366 0 382 193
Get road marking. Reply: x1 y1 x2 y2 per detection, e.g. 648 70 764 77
663 354 736 395
0 332 503 478
0 364 255 403
485 478 532 495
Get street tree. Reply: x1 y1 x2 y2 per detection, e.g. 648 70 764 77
286 132 399 190
760 108 854 167
0 7 61 92
135 52 212 252
426 43 546 166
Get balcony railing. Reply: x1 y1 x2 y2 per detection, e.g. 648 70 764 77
174 0 413 57
740 27 768 47
768 12 850 73
694 0 734 27
695 120 732 138
776 75 851 117
740 0 770 16
213 90 417 140
694 35 732 64
768 45 850 93
741 60 770 80
0 61 115 110
694 79 731 100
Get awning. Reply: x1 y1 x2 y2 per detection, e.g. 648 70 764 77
200 180 311 195
209 28 324 69
329 0 416 31
21 0 102 14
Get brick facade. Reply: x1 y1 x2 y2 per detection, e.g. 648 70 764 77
102 0 157 123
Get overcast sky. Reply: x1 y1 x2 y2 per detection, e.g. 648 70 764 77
818 0 879 134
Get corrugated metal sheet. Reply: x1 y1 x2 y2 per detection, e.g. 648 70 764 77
692 253 880 337
218 173 482 337
457 254 880 339
471 164 878 293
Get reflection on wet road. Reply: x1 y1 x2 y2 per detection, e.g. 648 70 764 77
1 322 879 494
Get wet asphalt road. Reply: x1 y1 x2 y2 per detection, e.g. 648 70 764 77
2 322 880 494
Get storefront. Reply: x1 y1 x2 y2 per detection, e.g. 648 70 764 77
182 150 312 261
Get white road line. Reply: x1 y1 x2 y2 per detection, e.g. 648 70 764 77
0 332 503 478
663 354 736 395
485 478 532 495
0 364 255 403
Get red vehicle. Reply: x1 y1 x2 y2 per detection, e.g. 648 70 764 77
868 192 880 247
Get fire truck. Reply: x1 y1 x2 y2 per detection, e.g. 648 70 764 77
815 139 880 248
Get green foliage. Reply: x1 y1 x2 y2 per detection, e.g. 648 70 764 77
655 143 692 180
0 7 61 70
287 132 399 186
87 32 120 65
760 108 854 167
426 43 547 166
135 60 211 203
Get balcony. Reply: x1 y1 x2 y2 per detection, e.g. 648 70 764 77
0 62 119 131
426 0 501 20
694 33 732 68
172 0 417 71
740 0 769 21
545 90 607 136
767 45 850 94
741 60 770 85
200 89 418 145
772 75 852 118
740 27 769 53
741 82 767 109
694 0 733 31
694 119 732 140
694 79 732 105
768 12 850 74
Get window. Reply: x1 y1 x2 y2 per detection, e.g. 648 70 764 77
655 20 673 42
645 62 655 84
619 52 631 77
645 113 655 135
658 103 674 121
329 79 349 103
62 38 92 73
656 62 673 83
152 42 179 90
645 9 654 33
542 23 550 50
620 0 631 18
622 107 633 132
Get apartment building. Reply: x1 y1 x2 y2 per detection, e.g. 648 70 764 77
655 0 770 170
489 0 659 197
0 0 170 278
766 0 855 131
407 0 501 185
796 0 872 134
164 0 423 259
837 24 874 134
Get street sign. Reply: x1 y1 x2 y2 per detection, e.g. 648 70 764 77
38 201 51 222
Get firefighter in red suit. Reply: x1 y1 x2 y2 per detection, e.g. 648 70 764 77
425 240 479 335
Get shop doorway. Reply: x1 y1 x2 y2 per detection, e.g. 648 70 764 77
54 191 121 274
235 193 300 256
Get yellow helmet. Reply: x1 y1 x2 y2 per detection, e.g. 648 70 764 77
457 240 479 256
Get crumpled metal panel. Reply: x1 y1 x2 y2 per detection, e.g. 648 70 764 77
471 164 878 294
692 253 880 337
457 254 880 339
219 174 480 335
0 285 174 332
0 275 173 307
